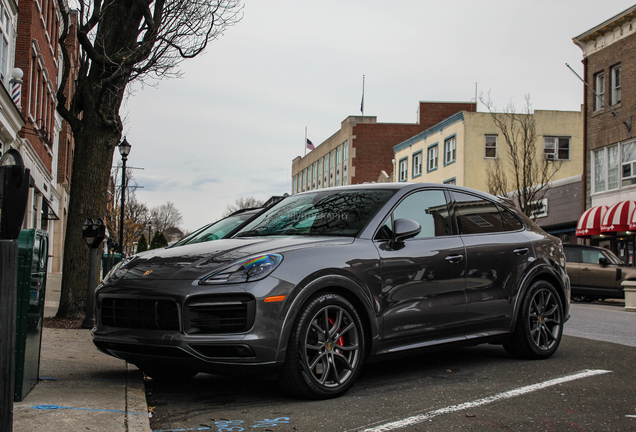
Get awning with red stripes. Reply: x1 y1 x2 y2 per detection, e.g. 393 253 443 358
601 201 636 233
576 206 608 237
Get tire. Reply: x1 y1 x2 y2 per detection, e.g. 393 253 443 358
504 280 564 360
280 293 365 399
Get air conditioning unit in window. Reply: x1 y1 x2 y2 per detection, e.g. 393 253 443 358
545 153 556 160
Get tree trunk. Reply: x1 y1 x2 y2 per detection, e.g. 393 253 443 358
57 111 121 318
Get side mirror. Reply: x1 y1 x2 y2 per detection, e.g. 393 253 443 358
599 257 610 267
389 218 421 249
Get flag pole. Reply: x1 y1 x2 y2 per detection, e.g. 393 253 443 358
361 74 365 117
304 126 307 157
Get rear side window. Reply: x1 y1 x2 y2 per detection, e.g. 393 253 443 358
452 192 505 234
564 247 580 263
500 208 524 231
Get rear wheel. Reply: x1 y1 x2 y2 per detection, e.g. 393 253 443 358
280 293 365 399
504 280 564 359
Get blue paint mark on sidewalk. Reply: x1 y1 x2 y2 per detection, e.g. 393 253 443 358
31 404 147 415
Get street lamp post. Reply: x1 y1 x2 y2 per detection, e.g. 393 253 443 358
148 220 152 244
118 138 131 255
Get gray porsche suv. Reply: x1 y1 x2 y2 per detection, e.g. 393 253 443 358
93 184 570 399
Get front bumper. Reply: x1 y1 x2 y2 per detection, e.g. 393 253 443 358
91 277 292 373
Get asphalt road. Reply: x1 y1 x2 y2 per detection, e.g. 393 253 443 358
145 303 636 432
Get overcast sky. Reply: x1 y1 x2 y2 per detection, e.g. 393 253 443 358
120 0 636 233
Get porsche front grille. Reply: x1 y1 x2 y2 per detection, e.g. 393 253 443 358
100 298 180 331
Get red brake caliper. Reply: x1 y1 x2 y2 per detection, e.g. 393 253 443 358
328 318 344 348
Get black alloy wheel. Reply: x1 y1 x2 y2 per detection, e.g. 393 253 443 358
504 280 564 359
280 293 365 399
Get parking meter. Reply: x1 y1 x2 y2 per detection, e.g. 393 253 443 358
81 219 105 328
0 149 30 240
82 218 106 249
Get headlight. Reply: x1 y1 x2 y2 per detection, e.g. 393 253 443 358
200 254 283 285
102 255 136 284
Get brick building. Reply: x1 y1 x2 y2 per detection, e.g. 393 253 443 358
51 10 78 272
13 0 63 268
573 4 636 263
291 101 476 193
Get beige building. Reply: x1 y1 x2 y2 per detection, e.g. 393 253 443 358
394 109 584 236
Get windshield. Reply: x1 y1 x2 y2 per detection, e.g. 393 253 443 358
603 249 626 265
235 189 396 238
173 212 257 246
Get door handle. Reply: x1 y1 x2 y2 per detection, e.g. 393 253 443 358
513 248 529 256
445 254 464 263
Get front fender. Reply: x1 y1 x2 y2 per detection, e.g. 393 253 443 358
274 274 379 363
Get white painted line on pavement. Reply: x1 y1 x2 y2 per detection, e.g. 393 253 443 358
359 369 612 432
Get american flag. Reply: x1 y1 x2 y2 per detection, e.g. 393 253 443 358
306 138 315 151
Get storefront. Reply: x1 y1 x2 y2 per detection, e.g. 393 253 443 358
576 201 636 265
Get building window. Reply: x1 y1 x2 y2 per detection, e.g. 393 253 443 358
544 137 570 160
311 162 316 189
412 151 422 177
622 141 636 187
611 64 621 106
608 145 619 190
593 142 631 193
594 148 606 193
316 159 321 187
0 4 10 83
443 178 456 185
427 144 438 172
444 136 456 165
398 158 408 182
485 135 497 158
323 155 328 186
595 71 605 111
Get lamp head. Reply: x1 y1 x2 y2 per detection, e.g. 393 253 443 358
118 137 131 157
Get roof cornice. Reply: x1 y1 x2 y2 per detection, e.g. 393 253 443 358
573 5 636 54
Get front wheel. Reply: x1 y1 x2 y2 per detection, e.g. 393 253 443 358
280 293 365 399
504 280 564 360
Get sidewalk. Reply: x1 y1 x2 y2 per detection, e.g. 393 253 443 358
12 273 151 432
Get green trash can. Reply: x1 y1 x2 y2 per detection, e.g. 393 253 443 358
102 252 122 278
14 229 48 402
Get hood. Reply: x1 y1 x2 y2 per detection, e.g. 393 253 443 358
108 236 353 283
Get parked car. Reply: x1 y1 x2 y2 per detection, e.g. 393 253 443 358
563 244 636 302
93 184 570 399
171 208 264 247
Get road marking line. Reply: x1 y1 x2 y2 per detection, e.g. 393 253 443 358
359 369 612 432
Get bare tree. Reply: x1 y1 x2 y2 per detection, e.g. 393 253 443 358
104 163 150 254
151 202 184 233
480 94 564 219
222 196 264 217
55 0 243 318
